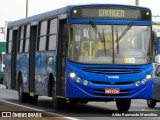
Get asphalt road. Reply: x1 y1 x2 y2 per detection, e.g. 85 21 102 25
0 84 159 120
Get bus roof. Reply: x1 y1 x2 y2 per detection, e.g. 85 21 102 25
7 6 69 28
7 4 151 28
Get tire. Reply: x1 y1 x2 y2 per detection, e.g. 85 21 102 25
0 77 3 84
18 75 28 103
79 100 88 104
147 99 156 108
69 99 79 104
52 86 66 110
29 95 38 104
116 99 131 111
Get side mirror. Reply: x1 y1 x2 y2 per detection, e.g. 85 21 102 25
151 31 157 56
155 54 160 63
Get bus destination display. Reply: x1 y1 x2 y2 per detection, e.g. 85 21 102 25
71 7 151 20
98 9 125 18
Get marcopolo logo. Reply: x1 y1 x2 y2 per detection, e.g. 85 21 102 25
107 75 119 79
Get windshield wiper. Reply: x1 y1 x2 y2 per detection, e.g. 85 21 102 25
116 22 134 54
90 21 107 54
90 21 104 42
116 22 134 43
102 29 107 54
116 29 119 54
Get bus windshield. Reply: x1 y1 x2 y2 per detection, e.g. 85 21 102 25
68 24 151 64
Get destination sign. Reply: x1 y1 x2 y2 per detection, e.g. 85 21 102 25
99 9 125 18
71 6 151 20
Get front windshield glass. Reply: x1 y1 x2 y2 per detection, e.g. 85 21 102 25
68 24 151 65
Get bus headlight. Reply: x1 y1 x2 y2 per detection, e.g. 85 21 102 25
69 72 76 79
146 75 151 80
83 80 88 85
135 81 140 87
76 77 81 83
142 79 147 84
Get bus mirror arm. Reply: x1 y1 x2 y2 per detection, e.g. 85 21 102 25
152 31 157 55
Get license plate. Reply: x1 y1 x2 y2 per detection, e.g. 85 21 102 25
105 88 120 94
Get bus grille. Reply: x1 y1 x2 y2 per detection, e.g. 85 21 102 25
82 67 143 74
90 81 135 85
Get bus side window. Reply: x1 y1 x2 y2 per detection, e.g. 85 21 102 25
38 20 47 51
47 18 58 51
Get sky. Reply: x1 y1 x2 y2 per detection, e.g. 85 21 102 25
0 0 159 41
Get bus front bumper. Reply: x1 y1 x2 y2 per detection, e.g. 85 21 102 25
66 79 153 99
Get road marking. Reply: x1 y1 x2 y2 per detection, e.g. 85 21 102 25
0 99 80 120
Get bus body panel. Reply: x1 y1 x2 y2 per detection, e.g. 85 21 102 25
66 61 153 99
34 52 56 96
15 52 57 96
66 80 152 99
35 52 56 75
16 53 29 92
69 19 152 26
4 54 11 88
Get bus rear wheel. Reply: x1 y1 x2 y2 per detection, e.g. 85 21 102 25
147 99 156 108
29 95 38 104
52 87 66 110
0 77 3 84
116 99 131 111
18 76 28 103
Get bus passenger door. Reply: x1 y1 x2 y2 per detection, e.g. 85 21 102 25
56 20 67 97
29 25 37 94
11 30 18 90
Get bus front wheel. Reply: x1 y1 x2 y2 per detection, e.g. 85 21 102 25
79 100 88 104
52 87 66 110
116 99 131 111
147 99 156 108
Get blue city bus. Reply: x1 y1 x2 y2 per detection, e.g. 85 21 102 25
4 4 154 111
